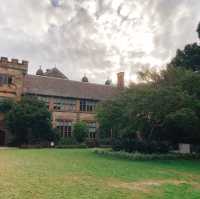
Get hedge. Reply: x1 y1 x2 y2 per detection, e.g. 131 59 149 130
55 144 87 149
94 149 200 161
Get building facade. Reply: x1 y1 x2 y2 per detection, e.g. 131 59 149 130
0 57 123 145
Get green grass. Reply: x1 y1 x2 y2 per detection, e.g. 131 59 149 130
0 149 200 199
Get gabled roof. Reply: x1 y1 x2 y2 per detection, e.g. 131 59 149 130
23 75 119 101
43 67 68 79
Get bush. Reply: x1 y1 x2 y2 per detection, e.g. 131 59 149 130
94 150 200 161
57 137 77 146
73 122 88 143
0 99 14 113
86 139 99 148
4 97 54 146
98 138 112 146
55 137 88 149
55 144 87 149
112 139 122 151
191 145 200 153
112 138 170 154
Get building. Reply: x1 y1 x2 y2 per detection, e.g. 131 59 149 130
0 57 124 145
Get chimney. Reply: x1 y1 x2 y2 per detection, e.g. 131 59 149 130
117 72 125 89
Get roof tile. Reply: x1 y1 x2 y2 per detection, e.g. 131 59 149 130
23 75 118 100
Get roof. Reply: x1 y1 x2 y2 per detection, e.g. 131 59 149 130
23 75 119 101
43 67 68 79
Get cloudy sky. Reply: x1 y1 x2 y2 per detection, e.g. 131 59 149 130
0 0 199 84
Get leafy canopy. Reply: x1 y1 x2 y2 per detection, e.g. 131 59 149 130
73 121 88 143
169 22 200 71
1 97 55 145
197 22 200 39
96 68 200 144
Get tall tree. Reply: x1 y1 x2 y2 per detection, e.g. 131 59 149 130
96 68 200 144
197 22 200 39
169 22 200 71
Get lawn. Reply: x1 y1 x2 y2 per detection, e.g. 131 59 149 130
0 149 200 199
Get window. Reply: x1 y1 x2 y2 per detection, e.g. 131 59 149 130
0 74 12 86
56 119 72 137
53 98 76 111
87 122 97 139
66 99 76 111
80 100 96 112
37 96 76 111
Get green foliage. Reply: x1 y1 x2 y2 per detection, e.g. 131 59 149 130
197 22 200 39
170 44 200 71
94 149 200 161
5 96 55 145
112 139 170 154
73 121 88 143
55 144 87 149
57 137 77 146
0 99 15 113
96 67 200 148
164 108 200 143
169 22 200 71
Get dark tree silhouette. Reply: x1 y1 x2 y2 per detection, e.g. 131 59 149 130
169 22 200 71
197 22 200 39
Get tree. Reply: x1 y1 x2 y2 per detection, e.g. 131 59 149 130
197 22 200 39
169 22 200 71
73 122 88 143
164 108 200 143
0 99 15 113
5 97 55 145
170 43 200 71
96 68 200 147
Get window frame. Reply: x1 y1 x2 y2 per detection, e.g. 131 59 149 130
56 119 73 138
87 122 97 139
0 73 12 86
80 99 96 112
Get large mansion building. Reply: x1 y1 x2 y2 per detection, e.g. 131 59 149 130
0 57 124 145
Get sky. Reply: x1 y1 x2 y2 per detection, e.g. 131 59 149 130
0 0 199 84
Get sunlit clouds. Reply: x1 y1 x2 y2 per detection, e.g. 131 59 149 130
0 0 199 84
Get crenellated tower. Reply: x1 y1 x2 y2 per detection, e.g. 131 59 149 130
0 57 28 101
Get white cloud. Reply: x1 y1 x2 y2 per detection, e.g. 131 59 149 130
0 0 199 84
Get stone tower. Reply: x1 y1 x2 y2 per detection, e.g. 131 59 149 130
0 57 28 145
0 57 28 101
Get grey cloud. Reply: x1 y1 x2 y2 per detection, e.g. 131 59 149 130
0 0 200 84
147 0 200 62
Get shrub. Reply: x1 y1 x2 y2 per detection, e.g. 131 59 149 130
55 136 88 149
112 138 170 154
57 137 77 146
98 138 112 146
86 139 99 148
94 150 200 161
55 144 87 149
112 138 122 151
4 97 54 146
0 99 14 113
73 122 89 143
191 145 200 153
